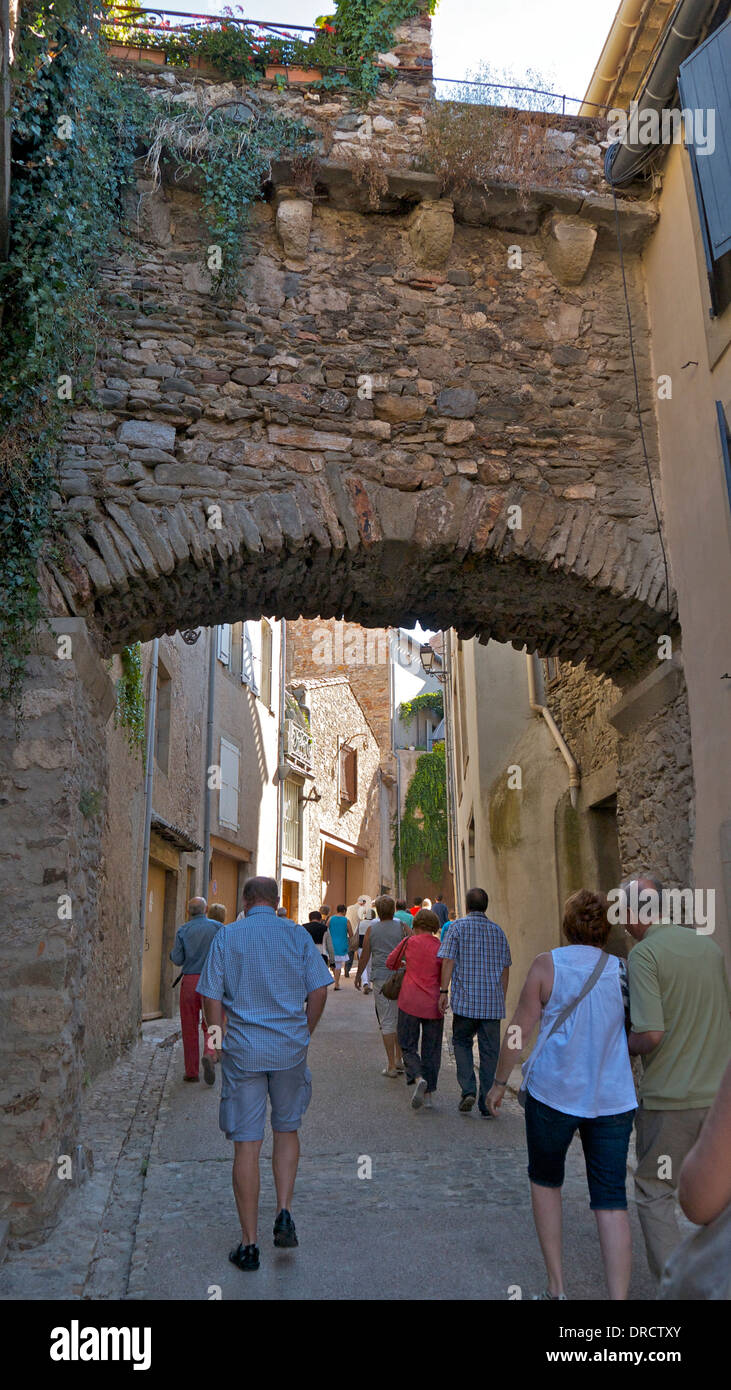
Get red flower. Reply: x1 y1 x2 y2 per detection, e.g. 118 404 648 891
323 23 336 33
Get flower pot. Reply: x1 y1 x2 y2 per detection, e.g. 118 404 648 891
265 64 323 84
107 43 166 65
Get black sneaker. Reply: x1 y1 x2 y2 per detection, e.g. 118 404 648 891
229 1242 260 1272
202 1055 215 1086
273 1208 298 1248
458 1093 476 1113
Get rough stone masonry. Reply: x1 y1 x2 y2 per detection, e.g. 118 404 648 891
0 12 693 1241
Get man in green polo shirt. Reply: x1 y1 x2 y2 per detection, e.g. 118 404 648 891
622 875 731 1283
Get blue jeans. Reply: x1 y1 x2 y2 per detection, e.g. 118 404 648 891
525 1091 635 1210
452 1015 500 1113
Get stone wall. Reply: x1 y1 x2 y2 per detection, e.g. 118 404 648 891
288 617 393 760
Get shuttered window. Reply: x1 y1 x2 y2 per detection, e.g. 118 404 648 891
219 737 240 830
283 779 302 861
339 745 357 804
260 620 273 708
241 620 261 695
679 17 731 316
217 623 231 666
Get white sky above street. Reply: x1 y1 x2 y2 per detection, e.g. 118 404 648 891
163 1 620 103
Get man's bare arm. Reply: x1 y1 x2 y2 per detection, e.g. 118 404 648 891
628 1029 664 1055
199 996 225 1055
306 985 328 1035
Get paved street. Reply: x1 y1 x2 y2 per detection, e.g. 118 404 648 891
2 978 658 1302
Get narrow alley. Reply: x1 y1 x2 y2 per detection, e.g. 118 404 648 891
1 977 657 1302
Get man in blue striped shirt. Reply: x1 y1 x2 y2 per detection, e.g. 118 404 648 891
438 887 511 1117
198 875 332 1272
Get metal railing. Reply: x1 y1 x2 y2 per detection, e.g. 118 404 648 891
284 717 312 772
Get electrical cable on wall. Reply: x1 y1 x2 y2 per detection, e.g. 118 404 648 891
611 188 672 623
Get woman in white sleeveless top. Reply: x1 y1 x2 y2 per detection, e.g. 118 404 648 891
487 890 636 1301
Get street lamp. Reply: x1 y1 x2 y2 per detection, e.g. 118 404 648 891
420 643 446 683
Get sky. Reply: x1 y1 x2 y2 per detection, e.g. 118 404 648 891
168 1 621 105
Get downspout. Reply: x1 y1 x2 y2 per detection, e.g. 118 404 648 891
581 0 648 115
390 632 403 898
443 631 462 913
138 638 159 982
202 627 216 898
276 618 287 887
604 0 718 186
526 653 580 809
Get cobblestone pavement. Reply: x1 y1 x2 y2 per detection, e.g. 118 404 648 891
2 981 662 1301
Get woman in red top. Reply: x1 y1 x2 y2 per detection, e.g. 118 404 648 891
386 909 444 1110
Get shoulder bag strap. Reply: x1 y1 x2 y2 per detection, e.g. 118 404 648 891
522 950 610 1090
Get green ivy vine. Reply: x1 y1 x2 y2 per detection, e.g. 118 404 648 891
393 742 448 882
114 643 146 754
105 0 439 96
399 690 444 725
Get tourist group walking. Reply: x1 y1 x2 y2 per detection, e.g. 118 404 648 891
169 871 731 1298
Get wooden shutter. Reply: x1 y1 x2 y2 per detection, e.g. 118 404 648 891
678 18 731 263
219 737 239 830
217 623 231 665
339 745 357 804
261 620 273 708
717 401 731 512
241 620 261 695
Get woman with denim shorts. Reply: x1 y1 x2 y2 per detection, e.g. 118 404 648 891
487 889 636 1301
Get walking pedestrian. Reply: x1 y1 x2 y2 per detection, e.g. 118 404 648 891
355 895 408 1075
438 887 511 1115
170 896 221 1086
197 876 331 1273
409 896 423 918
659 1058 731 1300
394 899 413 929
387 908 444 1110
621 874 731 1284
303 909 329 972
486 889 637 1301
324 904 350 989
432 894 449 929
209 903 227 924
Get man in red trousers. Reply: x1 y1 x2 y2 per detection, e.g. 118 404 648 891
170 897 221 1084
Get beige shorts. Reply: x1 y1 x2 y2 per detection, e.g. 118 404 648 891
373 982 399 1034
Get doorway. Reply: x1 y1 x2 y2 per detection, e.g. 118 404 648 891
210 849 240 924
142 861 167 1019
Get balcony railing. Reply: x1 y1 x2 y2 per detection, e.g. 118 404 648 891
284 717 312 773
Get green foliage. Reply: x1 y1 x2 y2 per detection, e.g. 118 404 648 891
145 102 311 299
399 690 443 725
79 787 104 819
1 1 143 714
393 743 448 882
114 643 146 755
105 0 438 96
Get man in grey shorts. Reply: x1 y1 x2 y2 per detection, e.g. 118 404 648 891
197 875 332 1272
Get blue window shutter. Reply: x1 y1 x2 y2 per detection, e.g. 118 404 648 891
717 401 731 513
678 17 731 262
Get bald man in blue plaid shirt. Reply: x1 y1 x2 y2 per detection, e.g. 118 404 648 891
198 875 332 1272
438 886 511 1116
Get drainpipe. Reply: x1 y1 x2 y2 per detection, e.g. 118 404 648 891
390 632 403 898
138 638 159 980
276 617 287 887
526 652 580 809
202 627 216 898
581 0 649 115
604 0 718 186
442 631 462 913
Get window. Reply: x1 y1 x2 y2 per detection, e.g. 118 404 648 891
219 737 240 830
543 656 561 685
154 660 172 774
260 620 273 709
717 401 731 512
216 623 231 666
283 779 302 860
339 744 357 805
241 620 261 696
679 17 731 318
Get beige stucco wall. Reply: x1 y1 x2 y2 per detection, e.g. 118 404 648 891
288 678 382 918
642 140 731 965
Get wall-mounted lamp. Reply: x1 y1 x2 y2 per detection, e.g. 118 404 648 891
420 643 446 683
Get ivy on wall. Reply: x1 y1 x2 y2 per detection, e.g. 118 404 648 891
114 643 146 755
105 0 439 96
399 690 443 725
393 741 448 882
